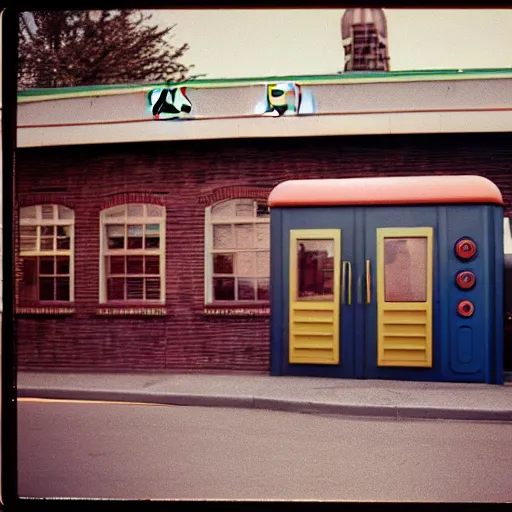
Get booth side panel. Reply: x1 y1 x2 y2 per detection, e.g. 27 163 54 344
492 205 504 385
482 206 494 384
270 208 284 376
445 205 489 382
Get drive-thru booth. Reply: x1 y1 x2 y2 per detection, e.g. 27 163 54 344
269 175 504 384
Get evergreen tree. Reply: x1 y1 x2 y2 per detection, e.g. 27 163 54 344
18 10 193 89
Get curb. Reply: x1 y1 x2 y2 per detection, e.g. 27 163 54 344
17 388 512 423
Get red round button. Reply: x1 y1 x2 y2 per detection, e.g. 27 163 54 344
455 238 477 260
456 271 476 290
457 300 475 317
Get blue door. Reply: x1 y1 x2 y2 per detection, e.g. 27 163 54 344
362 206 441 381
275 207 357 378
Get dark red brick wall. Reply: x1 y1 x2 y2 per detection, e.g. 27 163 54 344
14 133 512 372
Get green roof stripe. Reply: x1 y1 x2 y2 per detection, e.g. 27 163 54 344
17 68 512 102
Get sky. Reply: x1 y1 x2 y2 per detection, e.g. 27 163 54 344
147 9 512 78
3 8 512 91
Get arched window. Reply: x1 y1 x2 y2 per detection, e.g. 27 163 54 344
100 203 165 303
205 198 270 304
19 204 75 302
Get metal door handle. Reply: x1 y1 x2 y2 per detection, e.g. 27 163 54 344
366 259 371 304
342 261 352 306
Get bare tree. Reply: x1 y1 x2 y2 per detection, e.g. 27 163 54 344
18 10 194 89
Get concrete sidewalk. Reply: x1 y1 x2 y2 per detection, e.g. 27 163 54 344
17 371 512 422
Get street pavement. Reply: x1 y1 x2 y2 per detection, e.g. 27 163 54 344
18 399 512 501
17 371 512 422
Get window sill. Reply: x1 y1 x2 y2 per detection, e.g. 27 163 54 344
203 303 270 317
16 306 76 316
96 306 167 317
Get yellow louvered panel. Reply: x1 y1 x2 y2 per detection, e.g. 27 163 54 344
292 356 338 364
292 309 334 323
376 228 433 368
380 313 429 365
381 322 426 337
289 229 341 365
290 310 338 364
382 338 428 350
381 310 427 324
292 330 334 349
291 334 337 363
382 349 429 364
292 322 335 335
379 312 430 366
293 339 335 350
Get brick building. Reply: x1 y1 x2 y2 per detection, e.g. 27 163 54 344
15 69 512 373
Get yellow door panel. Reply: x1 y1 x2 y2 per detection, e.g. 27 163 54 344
289 229 341 365
376 227 433 368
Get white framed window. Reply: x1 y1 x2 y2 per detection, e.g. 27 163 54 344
100 203 166 304
205 198 270 304
19 204 75 302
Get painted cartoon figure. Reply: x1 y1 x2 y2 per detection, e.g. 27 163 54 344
255 82 316 117
264 82 302 116
148 87 192 120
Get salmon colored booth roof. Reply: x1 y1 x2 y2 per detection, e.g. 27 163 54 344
268 175 504 207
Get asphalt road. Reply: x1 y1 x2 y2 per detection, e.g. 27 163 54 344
18 399 512 501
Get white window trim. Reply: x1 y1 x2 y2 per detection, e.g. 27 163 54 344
99 204 166 304
204 199 270 304
505 217 512 256
19 204 75 302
